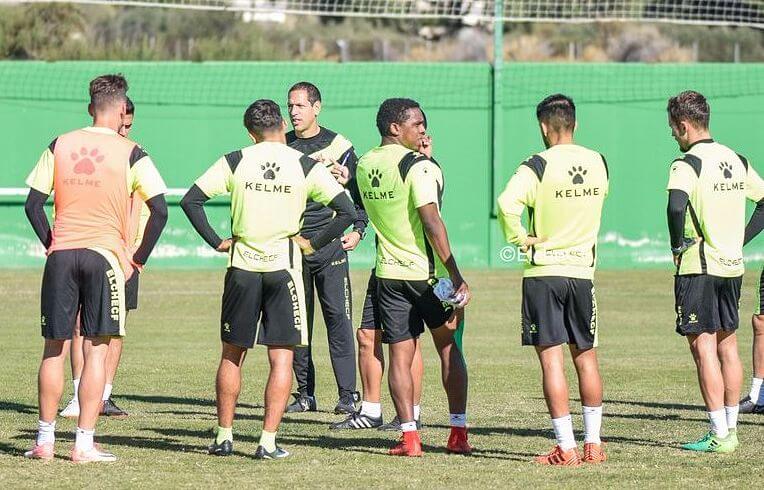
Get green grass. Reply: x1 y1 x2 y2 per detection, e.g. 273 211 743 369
1 269 763 488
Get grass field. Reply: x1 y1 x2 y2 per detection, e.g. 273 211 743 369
1 268 763 488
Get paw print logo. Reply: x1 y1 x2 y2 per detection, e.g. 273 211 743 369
568 165 587 184
71 147 104 175
261 162 280 180
369 168 383 188
719 162 733 179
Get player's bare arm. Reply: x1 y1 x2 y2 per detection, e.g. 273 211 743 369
417 203 470 307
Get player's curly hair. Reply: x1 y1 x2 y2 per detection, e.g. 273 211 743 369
89 74 128 112
668 90 710 130
376 98 421 137
536 94 576 133
244 99 283 135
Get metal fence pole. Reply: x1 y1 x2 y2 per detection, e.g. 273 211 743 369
490 0 505 228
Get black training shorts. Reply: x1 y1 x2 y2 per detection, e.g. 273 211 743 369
220 267 308 349
376 277 454 344
41 249 128 339
521 276 599 349
359 270 380 330
675 274 742 336
125 270 139 311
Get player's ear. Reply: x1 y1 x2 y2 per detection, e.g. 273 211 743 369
389 122 400 137
281 119 288 131
87 103 94 118
313 100 321 116
573 120 578 133
539 121 549 138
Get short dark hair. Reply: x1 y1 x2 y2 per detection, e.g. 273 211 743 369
125 97 134 115
243 99 283 135
667 90 710 130
376 98 421 137
536 94 576 133
289 81 322 105
89 74 128 112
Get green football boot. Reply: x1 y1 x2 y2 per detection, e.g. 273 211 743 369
681 431 737 453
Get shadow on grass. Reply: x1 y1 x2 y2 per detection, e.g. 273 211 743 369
149 427 529 461
151 409 334 428
0 441 22 456
14 429 207 455
604 398 703 412
119 394 261 410
0 401 37 415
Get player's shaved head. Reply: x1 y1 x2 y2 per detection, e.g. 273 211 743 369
288 82 322 105
89 74 128 113
376 98 421 137
668 90 710 130
536 94 576 133
244 99 284 137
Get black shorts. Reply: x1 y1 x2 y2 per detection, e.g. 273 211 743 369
41 249 128 340
521 277 598 349
359 270 380 330
220 267 308 349
756 268 764 316
675 274 742 336
125 271 139 311
377 277 454 344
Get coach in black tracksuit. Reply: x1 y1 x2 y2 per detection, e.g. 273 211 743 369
285 82 368 414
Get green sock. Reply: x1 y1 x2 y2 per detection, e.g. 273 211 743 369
454 318 466 357
216 426 233 445
259 430 277 452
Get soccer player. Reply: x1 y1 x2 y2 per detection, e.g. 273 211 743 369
60 97 140 419
284 82 367 415
740 268 764 413
667 91 764 453
356 98 471 457
331 134 433 432
497 94 609 466
23 74 168 462
180 99 356 459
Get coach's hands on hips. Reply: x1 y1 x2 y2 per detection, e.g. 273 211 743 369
451 273 471 308
291 234 315 256
216 238 232 253
520 235 546 253
672 237 701 267
341 231 361 251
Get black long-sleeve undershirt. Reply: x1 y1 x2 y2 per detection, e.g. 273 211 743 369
667 189 689 250
347 167 368 234
180 184 223 249
24 188 52 248
744 198 764 246
132 194 168 265
309 192 357 251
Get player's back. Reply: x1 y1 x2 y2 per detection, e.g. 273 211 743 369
671 140 753 277
219 142 320 272
357 144 445 280
48 127 143 269
524 144 609 277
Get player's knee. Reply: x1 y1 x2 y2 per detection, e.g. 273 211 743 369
357 329 376 351
753 315 764 334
